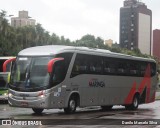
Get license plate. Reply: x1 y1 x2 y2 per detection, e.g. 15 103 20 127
21 102 28 106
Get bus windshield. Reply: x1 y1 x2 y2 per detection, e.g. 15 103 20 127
10 57 52 91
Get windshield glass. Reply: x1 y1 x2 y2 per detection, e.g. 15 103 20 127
10 56 52 91
0 73 8 89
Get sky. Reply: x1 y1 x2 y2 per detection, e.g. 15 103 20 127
1 0 160 43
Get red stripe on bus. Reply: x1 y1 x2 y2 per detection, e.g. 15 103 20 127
124 82 137 104
124 64 152 104
138 64 151 103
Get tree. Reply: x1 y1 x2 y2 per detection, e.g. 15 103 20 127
35 23 45 46
50 33 60 45
0 10 156 61
95 37 104 48
0 10 16 55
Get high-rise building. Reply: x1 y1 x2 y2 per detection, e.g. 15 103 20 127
153 29 160 60
11 10 36 27
120 0 152 55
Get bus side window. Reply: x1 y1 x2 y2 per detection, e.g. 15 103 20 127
117 61 125 74
71 54 88 77
79 61 88 72
130 62 138 76
56 53 73 78
104 62 111 73
140 63 147 76
95 63 102 73
90 62 95 72
52 61 65 86
151 63 156 77
89 55 102 74
103 58 116 75
74 60 80 72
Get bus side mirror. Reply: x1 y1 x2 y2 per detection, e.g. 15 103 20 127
47 58 64 73
3 58 16 72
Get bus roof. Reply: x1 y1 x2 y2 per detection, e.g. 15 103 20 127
18 45 155 62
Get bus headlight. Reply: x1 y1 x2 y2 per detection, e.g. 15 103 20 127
40 95 45 98
3 93 8 96
38 91 45 98
8 93 13 97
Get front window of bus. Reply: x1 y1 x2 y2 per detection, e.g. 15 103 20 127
10 57 51 91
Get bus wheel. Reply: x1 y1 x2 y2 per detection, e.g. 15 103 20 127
64 96 77 114
32 108 44 114
125 95 139 110
101 105 113 111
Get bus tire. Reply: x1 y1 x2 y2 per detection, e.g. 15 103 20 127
32 108 44 114
101 105 113 111
125 95 139 110
64 96 77 114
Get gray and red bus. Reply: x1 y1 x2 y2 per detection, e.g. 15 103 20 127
4 45 157 114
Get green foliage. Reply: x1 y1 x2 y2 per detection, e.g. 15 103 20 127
0 10 158 67
75 34 104 48
0 10 73 55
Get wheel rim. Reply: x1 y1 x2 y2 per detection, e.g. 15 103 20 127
133 97 138 107
70 100 76 111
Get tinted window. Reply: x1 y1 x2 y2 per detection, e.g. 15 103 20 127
117 60 129 75
71 54 89 77
140 62 147 76
51 53 73 86
88 55 102 74
151 63 156 76
71 54 103 77
51 60 65 86
71 54 156 78
103 58 116 75
56 53 73 77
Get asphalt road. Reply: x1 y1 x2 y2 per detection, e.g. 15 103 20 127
0 99 160 127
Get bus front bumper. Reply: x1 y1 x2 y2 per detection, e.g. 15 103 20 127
8 89 66 109
8 96 50 109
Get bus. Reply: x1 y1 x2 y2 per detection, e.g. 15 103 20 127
0 57 15 101
5 45 157 114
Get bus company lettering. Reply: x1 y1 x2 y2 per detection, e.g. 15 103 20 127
89 79 105 87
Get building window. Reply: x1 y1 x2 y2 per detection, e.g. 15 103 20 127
125 40 128 42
